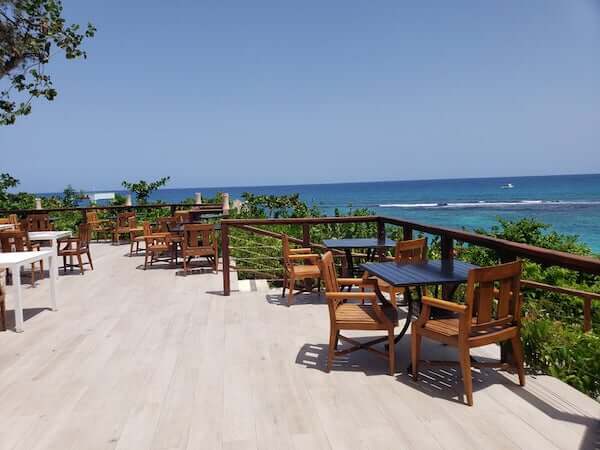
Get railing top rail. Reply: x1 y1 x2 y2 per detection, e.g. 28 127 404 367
221 215 600 275
0 203 223 215
222 216 379 226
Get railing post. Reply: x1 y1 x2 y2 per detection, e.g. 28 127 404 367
170 205 177 216
376 218 386 260
221 222 230 296
583 297 592 332
441 237 454 300
302 223 311 247
402 225 413 241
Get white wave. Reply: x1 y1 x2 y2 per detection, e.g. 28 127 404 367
379 200 600 209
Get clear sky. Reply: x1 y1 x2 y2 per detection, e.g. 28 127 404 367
2 1 599 192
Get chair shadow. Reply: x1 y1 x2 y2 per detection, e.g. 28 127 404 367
265 292 324 307
296 338 599 449
2 307 52 332
296 340 395 376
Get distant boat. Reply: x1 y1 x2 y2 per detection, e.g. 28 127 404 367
500 183 514 189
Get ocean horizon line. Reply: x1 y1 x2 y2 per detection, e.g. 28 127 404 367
36 172 600 196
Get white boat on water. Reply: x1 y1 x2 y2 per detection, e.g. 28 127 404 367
500 183 514 189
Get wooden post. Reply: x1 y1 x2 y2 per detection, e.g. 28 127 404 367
222 193 230 216
441 237 454 300
302 223 311 247
170 205 176 216
302 223 314 289
583 297 592 332
221 223 230 296
82 209 88 223
376 218 386 260
402 225 413 241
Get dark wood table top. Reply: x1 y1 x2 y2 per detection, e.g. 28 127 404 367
360 259 479 287
323 238 396 249
167 222 221 233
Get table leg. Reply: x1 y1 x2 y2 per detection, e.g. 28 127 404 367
48 255 57 311
13 266 24 332
344 249 354 277
52 238 60 280
394 289 414 344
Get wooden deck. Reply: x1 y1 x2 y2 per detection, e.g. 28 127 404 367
0 243 598 450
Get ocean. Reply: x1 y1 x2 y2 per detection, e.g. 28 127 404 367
48 174 600 252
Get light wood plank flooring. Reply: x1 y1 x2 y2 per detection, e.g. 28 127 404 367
0 243 597 450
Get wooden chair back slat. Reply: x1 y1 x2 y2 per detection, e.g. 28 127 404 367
0 230 28 252
182 224 214 249
25 214 52 231
117 212 135 229
394 238 427 263
321 251 339 294
467 260 522 329
158 217 177 233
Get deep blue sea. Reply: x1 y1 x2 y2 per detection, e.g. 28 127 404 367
47 174 600 252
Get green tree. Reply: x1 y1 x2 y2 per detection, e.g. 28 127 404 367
121 176 170 204
0 0 96 125
0 171 35 209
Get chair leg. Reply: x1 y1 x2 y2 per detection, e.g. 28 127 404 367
281 273 287 298
63 255 67 273
144 251 149 270
327 327 337 372
388 329 396 376
511 335 526 386
30 263 36 287
183 254 188 275
287 275 295 306
459 346 474 406
39 259 44 278
77 254 84 275
129 240 134 256
411 327 421 381
87 250 94 270
0 300 5 331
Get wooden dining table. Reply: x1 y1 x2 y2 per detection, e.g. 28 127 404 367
360 259 479 344
323 238 396 277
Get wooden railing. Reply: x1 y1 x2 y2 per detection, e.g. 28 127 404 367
0 203 224 220
220 215 600 331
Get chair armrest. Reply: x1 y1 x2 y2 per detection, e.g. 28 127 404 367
288 253 319 260
421 296 467 314
289 248 313 254
58 237 80 243
325 292 378 301
337 277 377 287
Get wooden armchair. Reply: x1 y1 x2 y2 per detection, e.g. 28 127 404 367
24 214 53 231
411 260 525 406
86 211 112 241
58 224 94 274
0 230 44 286
113 212 136 244
144 230 173 270
281 234 321 306
128 216 145 256
320 251 398 375
181 224 218 274
376 238 428 307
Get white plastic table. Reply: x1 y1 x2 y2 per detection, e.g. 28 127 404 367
0 250 57 332
28 231 71 280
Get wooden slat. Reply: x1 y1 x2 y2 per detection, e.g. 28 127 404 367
477 281 494 324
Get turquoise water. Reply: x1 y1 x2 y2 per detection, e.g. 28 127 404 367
147 174 600 251
46 174 600 251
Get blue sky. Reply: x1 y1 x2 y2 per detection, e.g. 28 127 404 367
2 1 599 192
